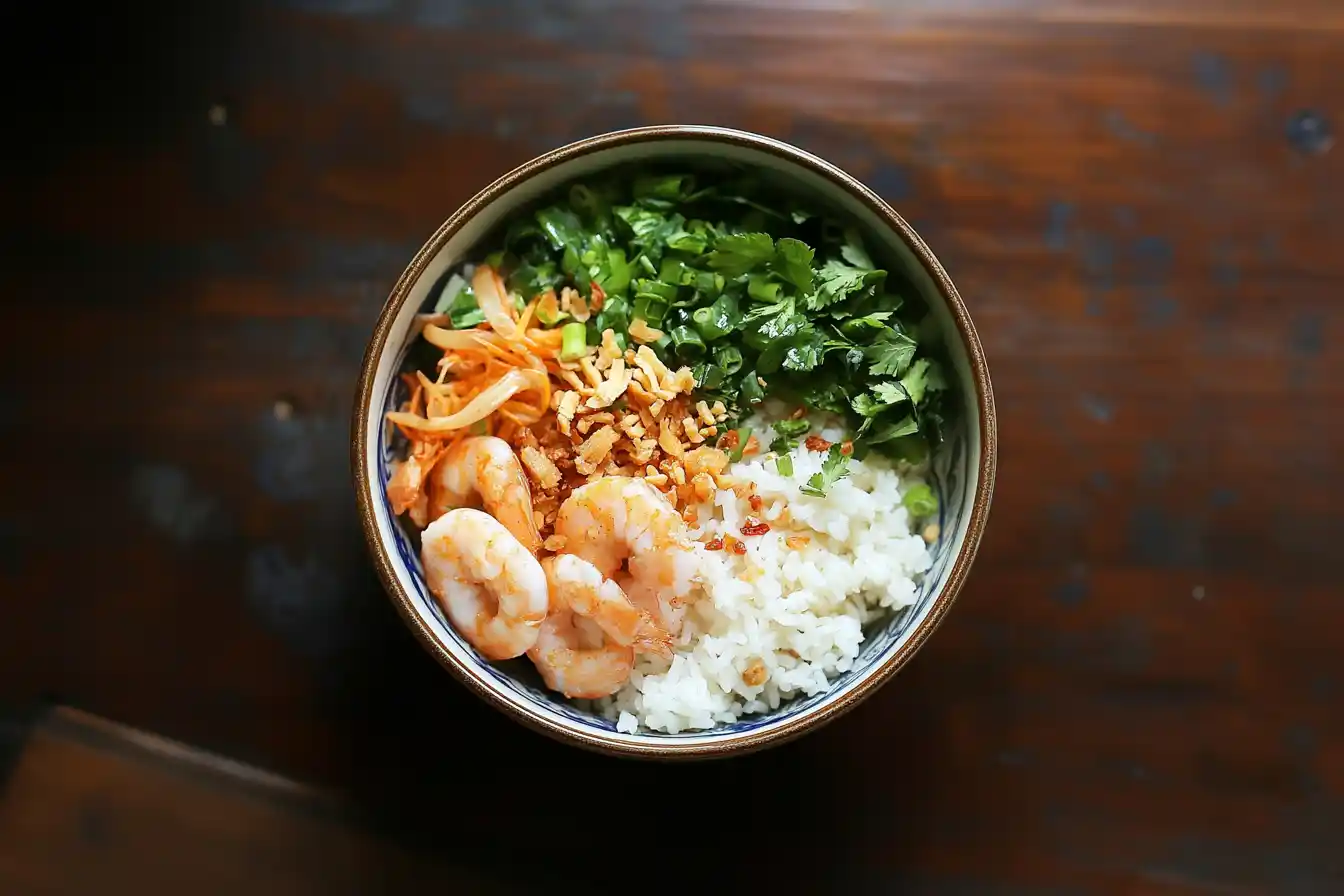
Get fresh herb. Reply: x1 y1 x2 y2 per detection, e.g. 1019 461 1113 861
707 232 776 277
728 428 751 463
560 322 588 361
839 311 892 340
902 483 938 518
775 452 793 477
668 324 706 362
769 417 810 454
812 259 885 310
448 166 953 458
865 414 920 445
433 273 467 314
865 329 918 378
773 238 815 293
899 358 947 405
800 444 852 497
432 274 485 328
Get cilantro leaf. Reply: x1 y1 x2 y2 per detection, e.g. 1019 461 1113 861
840 228 875 269
742 299 807 354
852 381 909 418
865 414 920 445
781 325 826 371
806 377 855 416
442 283 484 329
773 238 815 293
707 233 776 278
899 358 948 405
866 328 918 377
769 417 809 453
838 311 892 340
665 227 709 254
433 273 468 313
851 393 886 418
614 206 686 266
772 419 811 438
445 167 954 465
811 259 887 309
872 381 911 406
800 444 852 497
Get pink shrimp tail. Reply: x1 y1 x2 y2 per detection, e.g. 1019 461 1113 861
633 612 674 659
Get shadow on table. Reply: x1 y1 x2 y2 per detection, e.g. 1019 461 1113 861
320 569 954 889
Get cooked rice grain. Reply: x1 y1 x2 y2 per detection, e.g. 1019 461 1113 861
595 428 933 734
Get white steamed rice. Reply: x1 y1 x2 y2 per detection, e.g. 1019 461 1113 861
594 417 933 734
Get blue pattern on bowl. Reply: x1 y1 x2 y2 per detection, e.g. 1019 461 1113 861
377 340 965 738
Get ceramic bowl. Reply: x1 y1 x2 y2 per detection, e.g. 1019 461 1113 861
352 125 996 759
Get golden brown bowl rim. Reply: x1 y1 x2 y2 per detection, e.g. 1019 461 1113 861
351 125 998 760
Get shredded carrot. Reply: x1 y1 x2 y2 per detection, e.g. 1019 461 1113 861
385 265 568 516
516 296 539 333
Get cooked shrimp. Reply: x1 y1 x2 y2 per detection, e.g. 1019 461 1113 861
428 436 542 554
528 554 652 698
387 455 433 527
528 613 633 699
543 554 672 657
421 508 548 660
618 574 687 645
554 477 702 635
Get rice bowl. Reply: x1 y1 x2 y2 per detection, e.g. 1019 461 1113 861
352 125 996 758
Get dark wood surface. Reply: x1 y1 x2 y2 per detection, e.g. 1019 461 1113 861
0 707 519 895
4 1 1342 892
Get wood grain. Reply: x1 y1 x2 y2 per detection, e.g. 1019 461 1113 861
3 0 1341 892
0 708 520 894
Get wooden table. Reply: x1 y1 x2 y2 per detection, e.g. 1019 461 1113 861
5 1 1342 891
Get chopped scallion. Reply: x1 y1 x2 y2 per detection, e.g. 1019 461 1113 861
729 428 751 463
560 322 588 360
901 483 938 518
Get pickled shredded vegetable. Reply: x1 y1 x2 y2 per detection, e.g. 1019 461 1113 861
386 368 547 434
383 258 563 527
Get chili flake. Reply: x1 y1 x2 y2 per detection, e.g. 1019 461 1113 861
741 516 770 537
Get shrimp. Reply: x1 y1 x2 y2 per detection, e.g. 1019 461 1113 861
544 554 672 657
617 574 687 644
387 455 433 528
528 554 661 698
428 436 542 554
554 477 702 635
420 508 548 660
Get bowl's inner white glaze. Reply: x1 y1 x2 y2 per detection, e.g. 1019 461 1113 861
365 134 981 748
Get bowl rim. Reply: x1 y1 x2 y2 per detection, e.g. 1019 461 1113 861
351 124 997 759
